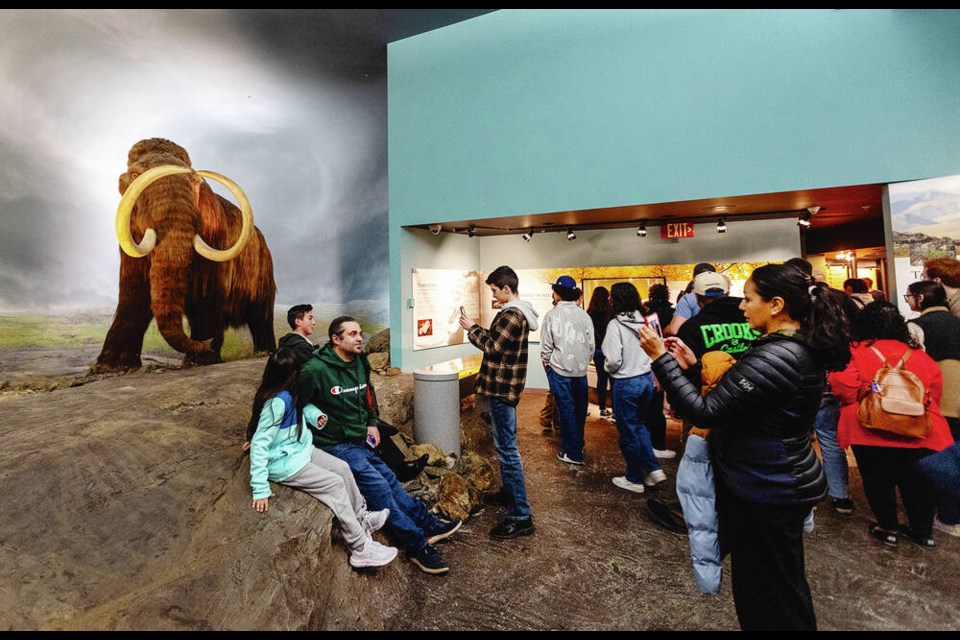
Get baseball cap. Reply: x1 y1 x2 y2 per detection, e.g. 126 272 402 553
553 275 577 290
693 271 730 298
693 262 717 277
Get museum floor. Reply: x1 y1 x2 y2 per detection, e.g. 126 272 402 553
387 390 960 631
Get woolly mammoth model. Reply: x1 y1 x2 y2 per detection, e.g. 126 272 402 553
94 138 276 371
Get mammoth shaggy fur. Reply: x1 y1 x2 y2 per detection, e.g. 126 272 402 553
95 138 276 371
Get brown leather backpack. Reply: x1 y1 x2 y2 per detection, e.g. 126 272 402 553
857 346 931 439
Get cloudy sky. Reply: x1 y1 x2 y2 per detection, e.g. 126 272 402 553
0 9 390 311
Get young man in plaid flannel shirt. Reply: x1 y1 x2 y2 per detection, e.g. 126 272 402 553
459 265 540 539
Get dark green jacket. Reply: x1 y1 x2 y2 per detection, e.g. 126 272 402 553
300 344 378 448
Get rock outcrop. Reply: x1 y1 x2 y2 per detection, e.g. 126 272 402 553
0 360 406 630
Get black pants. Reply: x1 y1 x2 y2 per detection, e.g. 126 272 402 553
646 389 667 450
716 480 817 631
851 444 935 537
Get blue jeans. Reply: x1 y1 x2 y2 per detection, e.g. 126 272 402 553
487 397 532 521
546 368 588 461
594 348 612 410
937 417 960 525
611 373 660 483
324 442 441 551
813 394 848 500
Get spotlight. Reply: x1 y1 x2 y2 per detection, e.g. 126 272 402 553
716 216 727 234
429 223 443 235
521 229 533 242
566 227 576 241
467 225 476 238
637 222 647 237
798 212 811 229
807 206 822 216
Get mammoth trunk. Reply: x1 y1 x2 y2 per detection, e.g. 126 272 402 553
149 233 213 355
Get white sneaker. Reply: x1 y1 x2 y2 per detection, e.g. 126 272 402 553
644 469 667 487
653 449 677 459
612 476 645 494
349 537 398 568
934 517 960 537
361 508 390 535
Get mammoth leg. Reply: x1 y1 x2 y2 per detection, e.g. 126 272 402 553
183 295 224 367
94 253 153 372
247 299 276 354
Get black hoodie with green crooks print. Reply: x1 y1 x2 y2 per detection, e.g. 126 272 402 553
299 343 379 448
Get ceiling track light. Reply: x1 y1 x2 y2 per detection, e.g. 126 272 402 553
467 225 476 238
798 211 812 229
566 227 576 241
521 228 533 242
807 206 822 216
637 221 647 237
716 216 727 234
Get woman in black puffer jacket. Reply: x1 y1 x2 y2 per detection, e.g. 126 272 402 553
639 263 851 631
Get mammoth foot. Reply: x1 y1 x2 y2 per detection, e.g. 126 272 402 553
182 351 223 367
91 355 142 374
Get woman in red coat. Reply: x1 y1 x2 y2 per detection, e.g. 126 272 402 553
829 302 954 548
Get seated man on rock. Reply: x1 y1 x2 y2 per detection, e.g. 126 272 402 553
300 316 461 575
280 303 427 482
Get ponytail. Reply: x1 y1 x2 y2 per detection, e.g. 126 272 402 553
751 264 851 372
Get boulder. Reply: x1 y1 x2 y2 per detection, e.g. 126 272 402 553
366 352 389 372
365 329 390 354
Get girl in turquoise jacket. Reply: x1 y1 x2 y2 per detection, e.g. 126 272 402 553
247 348 398 569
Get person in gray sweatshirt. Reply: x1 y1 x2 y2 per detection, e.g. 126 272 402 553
601 282 665 494
541 275 595 465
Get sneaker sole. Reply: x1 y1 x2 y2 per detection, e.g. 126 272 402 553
489 526 535 540
613 479 645 494
349 548 398 568
410 557 450 574
557 455 585 466
427 519 463 545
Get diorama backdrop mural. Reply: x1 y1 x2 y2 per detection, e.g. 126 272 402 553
0 9 389 317
890 174 960 318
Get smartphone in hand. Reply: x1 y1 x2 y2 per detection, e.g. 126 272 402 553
459 305 466 317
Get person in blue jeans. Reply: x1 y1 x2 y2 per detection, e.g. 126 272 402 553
813 388 853 514
602 282 664 494
460 265 540 539
541 275 595 465
587 286 614 418
300 316 462 575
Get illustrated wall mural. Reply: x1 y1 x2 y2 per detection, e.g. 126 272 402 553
0 10 389 315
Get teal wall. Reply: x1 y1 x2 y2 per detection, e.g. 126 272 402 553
388 9 960 368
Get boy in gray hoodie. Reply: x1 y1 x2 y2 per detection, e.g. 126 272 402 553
541 275 595 465
460 265 539 539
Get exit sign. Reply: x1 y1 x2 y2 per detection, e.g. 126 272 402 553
660 221 695 239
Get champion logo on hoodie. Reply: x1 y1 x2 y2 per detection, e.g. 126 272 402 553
330 384 365 396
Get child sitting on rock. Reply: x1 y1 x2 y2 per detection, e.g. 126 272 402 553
248 347 397 569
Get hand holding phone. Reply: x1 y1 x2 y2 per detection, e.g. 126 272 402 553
459 305 466 317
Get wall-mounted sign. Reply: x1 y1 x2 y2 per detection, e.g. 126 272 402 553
660 221 695 239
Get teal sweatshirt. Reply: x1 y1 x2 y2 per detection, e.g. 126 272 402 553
300 344 377 449
249 390 325 500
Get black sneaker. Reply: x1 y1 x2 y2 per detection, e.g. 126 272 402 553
646 497 687 535
426 518 463 544
898 524 935 549
409 543 449 575
831 498 854 515
490 517 535 539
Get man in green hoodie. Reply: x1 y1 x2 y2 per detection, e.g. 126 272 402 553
300 316 461 575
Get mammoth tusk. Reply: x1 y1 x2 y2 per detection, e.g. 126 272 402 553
114 166 254 263
192 170 254 263
115 165 193 258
